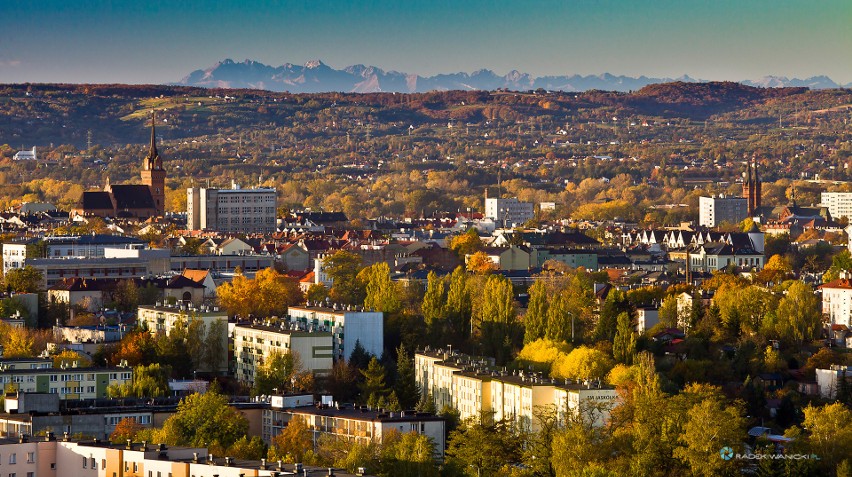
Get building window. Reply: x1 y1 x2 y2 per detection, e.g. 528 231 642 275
25 453 33 464
9 453 15 464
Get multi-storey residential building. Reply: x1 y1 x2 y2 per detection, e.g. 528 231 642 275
815 365 852 399
263 398 446 456
415 350 617 430
820 276 852 328
233 323 334 383
286 305 383 361
137 304 229 373
484 197 534 227
187 186 277 234
698 195 748 227
0 437 373 477
821 192 852 220
0 366 132 400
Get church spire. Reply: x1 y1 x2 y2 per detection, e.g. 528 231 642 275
144 110 162 171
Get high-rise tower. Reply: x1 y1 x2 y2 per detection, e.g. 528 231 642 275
140 111 166 216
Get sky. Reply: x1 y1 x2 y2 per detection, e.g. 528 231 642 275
1 0 850 84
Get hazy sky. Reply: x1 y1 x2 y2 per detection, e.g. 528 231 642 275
1 0 850 84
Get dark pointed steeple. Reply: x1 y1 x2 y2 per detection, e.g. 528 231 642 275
144 110 163 171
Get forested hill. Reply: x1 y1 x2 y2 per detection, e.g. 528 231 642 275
0 82 839 147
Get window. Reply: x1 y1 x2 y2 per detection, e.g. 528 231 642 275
102 460 106 469
9 453 15 464
25 454 33 464
83 457 87 468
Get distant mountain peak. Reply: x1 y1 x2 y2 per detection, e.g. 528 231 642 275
176 59 843 94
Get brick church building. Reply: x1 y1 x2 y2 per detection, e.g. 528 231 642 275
73 112 166 220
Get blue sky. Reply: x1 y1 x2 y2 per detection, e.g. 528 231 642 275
1 0 850 84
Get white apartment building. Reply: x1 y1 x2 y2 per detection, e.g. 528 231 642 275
485 197 535 227
698 195 748 227
415 351 617 430
187 186 277 233
815 365 851 399
286 305 384 361
137 304 229 373
819 277 852 328
821 192 852 220
232 323 334 383
263 399 446 455
13 146 36 161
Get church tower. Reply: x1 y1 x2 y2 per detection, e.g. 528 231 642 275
140 111 166 216
742 158 761 217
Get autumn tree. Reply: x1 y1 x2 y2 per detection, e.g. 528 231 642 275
449 228 484 259
269 416 313 463
551 346 614 381
53 349 92 368
466 251 497 275
109 417 144 444
217 267 303 317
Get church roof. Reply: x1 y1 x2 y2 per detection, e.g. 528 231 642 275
110 184 156 210
79 191 113 210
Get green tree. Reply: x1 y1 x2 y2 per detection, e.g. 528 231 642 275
226 435 266 460
445 412 524 477
203 319 228 373
776 281 821 345
612 312 637 365
421 271 447 335
361 261 401 313
323 250 365 305
445 266 472 343
379 429 440 477
156 390 249 451
108 363 171 398
545 290 575 343
523 280 548 344
252 350 303 396
477 274 517 365
360 357 389 406
394 344 420 410
3 266 43 292
595 289 630 341
305 283 329 303
800 403 852 472
673 395 746 477
111 279 139 312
